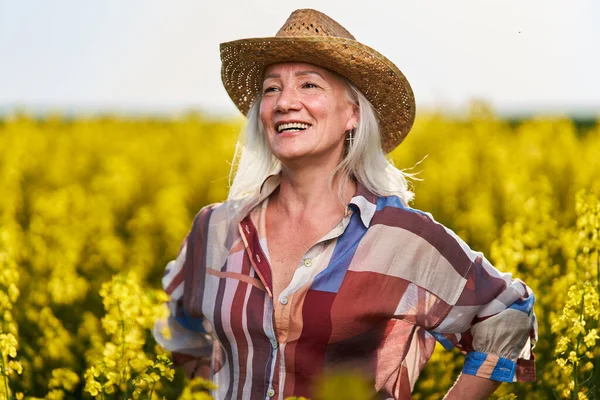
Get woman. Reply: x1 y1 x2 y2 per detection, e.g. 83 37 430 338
154 9 537 400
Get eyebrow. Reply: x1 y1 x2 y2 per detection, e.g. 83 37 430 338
263 70 326 80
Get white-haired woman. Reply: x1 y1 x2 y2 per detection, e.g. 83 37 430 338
154 9 537 400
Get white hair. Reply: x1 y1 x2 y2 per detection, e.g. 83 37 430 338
228 78 415 205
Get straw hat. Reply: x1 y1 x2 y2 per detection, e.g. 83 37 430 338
220 9 415 153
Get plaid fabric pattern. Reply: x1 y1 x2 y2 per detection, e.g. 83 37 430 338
153 175 537 399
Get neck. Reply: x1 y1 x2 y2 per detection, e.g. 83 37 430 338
272 160 356 218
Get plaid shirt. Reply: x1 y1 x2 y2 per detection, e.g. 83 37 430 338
153 175 537 400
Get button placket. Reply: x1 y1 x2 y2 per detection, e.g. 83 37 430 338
263 301 279 400
274 291 292 344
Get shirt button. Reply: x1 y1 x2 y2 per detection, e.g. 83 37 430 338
271 339 279 349
303 258 313 267
267 387 275 397
280 296 288 305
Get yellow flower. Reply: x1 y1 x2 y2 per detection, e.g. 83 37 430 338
316 372 373 400
48 368 80 391
45 389 66 400
7 360 23 375
178 377 218 400
84 367 103 396
583 329 599 347
572 319 586 336
577 391 589 400
555 337 570 354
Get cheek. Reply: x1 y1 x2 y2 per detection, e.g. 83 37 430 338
259 97 276 117
259 102 268 122
317 102 348 132
309 99 336 125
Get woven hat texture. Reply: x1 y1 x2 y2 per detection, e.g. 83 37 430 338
220 9 416 153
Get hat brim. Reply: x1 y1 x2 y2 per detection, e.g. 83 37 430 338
220 36 415 153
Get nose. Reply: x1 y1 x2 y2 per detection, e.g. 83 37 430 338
274 87 301 113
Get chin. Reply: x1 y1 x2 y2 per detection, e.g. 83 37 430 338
275 146 342 166
269 137 343 164
273 148 312 162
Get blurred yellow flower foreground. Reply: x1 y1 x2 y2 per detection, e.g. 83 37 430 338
0 106 599 399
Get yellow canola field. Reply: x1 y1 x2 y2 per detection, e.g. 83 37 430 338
0 106 599 399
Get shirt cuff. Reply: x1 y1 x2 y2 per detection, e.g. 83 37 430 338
462 351 535 382
175 307 208 333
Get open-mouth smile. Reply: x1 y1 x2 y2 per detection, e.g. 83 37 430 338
276 122 311 133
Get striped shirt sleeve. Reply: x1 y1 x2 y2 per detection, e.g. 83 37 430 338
429 233 537 383
152 233 213 364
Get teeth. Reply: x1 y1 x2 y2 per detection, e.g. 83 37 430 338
276 123 310 133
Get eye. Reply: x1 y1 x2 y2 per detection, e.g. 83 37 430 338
263 86 279 94
302 82 319 89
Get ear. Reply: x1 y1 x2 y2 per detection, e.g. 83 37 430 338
345 104 360 131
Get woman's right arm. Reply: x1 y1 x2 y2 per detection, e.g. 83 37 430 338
152 235 214 379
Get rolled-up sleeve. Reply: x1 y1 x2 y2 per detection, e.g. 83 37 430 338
152 236 213 364
429 249 537 383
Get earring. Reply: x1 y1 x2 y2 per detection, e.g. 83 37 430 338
346 122 358 147
346 130 354 146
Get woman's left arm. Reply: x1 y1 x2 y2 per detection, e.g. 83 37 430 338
443 373 501 400
425 235 537 394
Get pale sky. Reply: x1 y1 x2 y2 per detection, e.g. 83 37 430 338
1 0 599 116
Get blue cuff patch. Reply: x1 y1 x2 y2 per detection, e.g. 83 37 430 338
175 307 207 333
429 331 455 351
463 351 517 382
508 293 535 314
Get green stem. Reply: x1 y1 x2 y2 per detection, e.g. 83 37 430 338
117 299 126 365
117 298 130 400
594 355 600 399
148 380 157 400
596 250 600 296
572 290 586 400
0 349 11 400
593 249 600 399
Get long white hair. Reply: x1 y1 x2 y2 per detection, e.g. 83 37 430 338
228 77 415 204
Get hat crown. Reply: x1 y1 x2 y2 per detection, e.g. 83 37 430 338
275 9 356 40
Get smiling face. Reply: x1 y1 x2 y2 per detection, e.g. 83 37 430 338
260 62 358 166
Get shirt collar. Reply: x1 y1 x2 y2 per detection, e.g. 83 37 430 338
258 173 281 201
251 173 379 228
348 181 379 228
